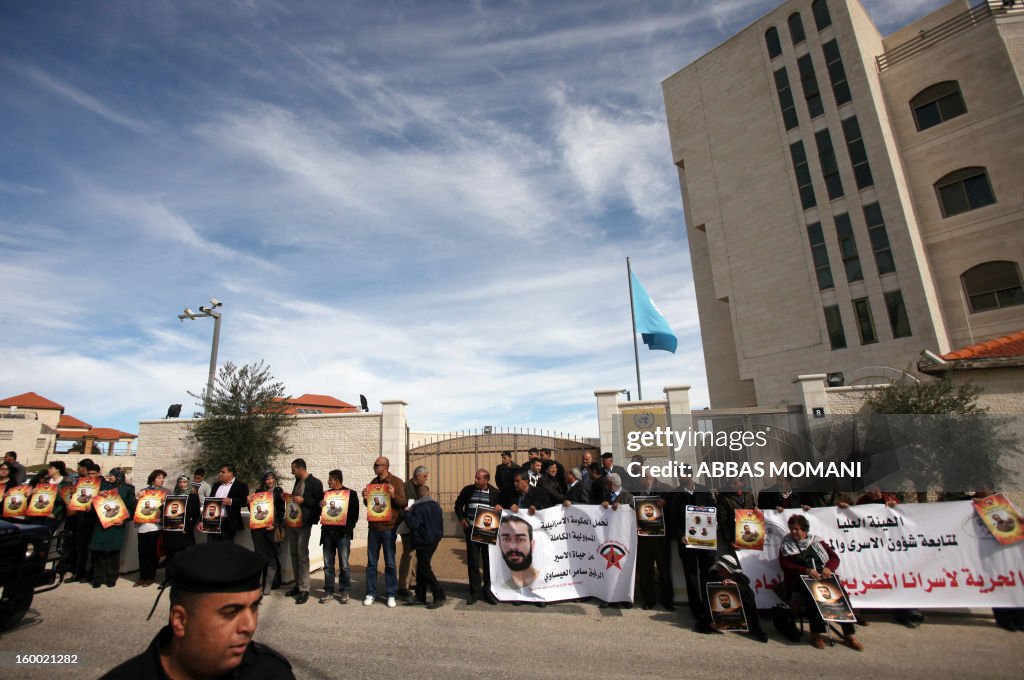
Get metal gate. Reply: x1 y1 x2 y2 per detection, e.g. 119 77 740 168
407 428 598 508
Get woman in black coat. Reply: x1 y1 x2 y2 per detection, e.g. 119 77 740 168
162 475 201 570
249 470 285 595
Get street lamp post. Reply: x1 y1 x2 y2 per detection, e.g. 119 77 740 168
178 299 223 407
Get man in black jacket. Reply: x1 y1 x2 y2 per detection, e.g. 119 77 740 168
209 464 250 544
283 458 324 604
494 451 520 507
318 469 358 604
454 469 502 605
509 469 551 513
564 467 588 505
403 485 446 608
670 476 716 631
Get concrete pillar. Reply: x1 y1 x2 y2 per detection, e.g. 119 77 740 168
663 385 693 467
594 389 622 456
796 374 828 416
380 400 408 475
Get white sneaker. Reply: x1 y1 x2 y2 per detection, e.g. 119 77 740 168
387 596 397 608
363 595 374 606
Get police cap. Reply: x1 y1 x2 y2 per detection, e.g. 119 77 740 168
169 542 267 594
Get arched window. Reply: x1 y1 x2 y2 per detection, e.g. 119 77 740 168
961 261 1024 312
812 0 832 30
935 167 995 217
765 27 782 58
910 81 966 131
788 12 806 45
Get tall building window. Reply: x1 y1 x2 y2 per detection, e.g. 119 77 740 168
911 81 966 131
774 68 799 130
765 27 782 58
862 202 895 275
884 291 912 338
935 167 995 217
961 261 1024 312
822 40 851 106
797 54 824 119
834 213 862 282
812 0 832 30
815 129 843 200
841 116 873 189
852 297 878 344
790 141 816 209
788 12 806 45
807 222 834 290
824 305 847 349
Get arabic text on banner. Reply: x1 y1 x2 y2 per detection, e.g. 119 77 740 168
488 505 637 603
739 502 1024 608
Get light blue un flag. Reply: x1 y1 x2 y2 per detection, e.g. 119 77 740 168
630 271 677 353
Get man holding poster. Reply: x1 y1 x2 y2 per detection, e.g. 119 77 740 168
362 456 406 608
319 469 358 604
454 468 502 605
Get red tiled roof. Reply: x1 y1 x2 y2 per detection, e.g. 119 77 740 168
288 394 356 409
271 393 358 415
942 330 1024 360
59 414 93 429
57 427 137 441
0 392 65 412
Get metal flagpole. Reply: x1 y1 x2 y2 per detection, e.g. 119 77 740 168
626 257 642 400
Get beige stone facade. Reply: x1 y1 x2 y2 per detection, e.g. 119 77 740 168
663 0 1024 409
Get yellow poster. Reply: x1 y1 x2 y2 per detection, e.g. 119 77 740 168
249 491 275 530
134 489 167 524
27 483 58 518
284 499 303 528
321 490 351 527
733 508 765 550
69 477 101 512
3 484 32 518
93 489 130 529
973 493 1024 546
365 484 393 523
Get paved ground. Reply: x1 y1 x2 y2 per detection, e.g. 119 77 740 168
1 539 1022 679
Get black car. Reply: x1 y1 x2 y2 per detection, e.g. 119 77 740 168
0 519 64 631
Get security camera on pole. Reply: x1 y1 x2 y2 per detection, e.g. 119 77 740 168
178 299 223 408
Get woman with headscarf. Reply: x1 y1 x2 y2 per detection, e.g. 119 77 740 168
162 474 201 570
88 467 136 588
134 469 167 587
778 514 863 650
248 470 285 595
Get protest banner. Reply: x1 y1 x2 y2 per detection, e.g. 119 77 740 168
739 502 1024 608
489 505 636 603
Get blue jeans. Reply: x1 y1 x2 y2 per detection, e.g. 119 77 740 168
365 528 397 598
322 532 352 593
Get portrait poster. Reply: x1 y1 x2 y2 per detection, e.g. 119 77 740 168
365 484 393 523
470 505 500 545
249 491 275 530
489 505 637 603
684 504 717 550
972 493 1024 546
59 483 74 507
284 499 303 528
201 497 224 533
321 489 350 527
93 490 130 529
134 488 167 524
802 574 857 623
634 496 665 537
163 495 187 532
69 477 101 512
27 483 58 518
3 484 32 518
734 508 765 550
707 582 748 632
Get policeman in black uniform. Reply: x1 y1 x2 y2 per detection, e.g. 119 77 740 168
101 541 293 679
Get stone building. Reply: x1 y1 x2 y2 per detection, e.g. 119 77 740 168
662 0 1024 409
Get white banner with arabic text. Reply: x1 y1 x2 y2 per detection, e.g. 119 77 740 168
739 502 1024 608
488 505 637 603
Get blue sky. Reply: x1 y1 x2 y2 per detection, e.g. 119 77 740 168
0 0 948 437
